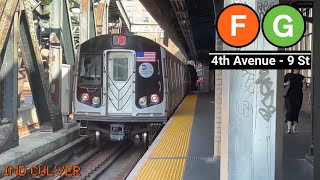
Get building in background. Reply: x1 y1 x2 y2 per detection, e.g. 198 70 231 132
122 0 186 62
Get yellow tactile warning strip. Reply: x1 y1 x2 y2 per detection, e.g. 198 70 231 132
135 95 197 180
149 95 197 158
136 159 185 179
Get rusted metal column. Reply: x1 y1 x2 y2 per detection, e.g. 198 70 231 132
0 0 19 54
0 6 19 153
19 1 62 132
96 1 106 36
80 0 90 44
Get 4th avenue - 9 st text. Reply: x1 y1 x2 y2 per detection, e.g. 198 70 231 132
209 51 311 69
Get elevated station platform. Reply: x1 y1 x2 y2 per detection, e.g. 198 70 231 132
127 92 314 180
127 93 220 180
0 124 79 178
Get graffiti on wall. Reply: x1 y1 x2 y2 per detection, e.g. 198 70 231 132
255 70 276 122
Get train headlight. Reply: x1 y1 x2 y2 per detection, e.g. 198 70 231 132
81 93 89 102
92 97 100 105
150 94 159 104
139 96 147 107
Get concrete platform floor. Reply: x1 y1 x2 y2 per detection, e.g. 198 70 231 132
0 124 79 178
283 109 313 180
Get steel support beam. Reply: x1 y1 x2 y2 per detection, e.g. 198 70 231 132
0 0 19 54
89 1 96 38
170 0 197 59
80 0 90 44
62 0 75 65
49 0 62 113
0 9 19 153
115 0 131 32
96 1 106 36
19 1 62 132
139 0 189 59
313 0 320 178
104 1 109 35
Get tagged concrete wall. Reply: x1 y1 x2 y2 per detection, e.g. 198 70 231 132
220 0 283 180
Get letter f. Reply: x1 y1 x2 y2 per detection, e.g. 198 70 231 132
231 15 247 36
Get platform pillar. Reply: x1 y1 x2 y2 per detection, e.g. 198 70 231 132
220 0 283 180
312 0 320 178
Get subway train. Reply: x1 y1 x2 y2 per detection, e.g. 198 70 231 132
73 34 191 143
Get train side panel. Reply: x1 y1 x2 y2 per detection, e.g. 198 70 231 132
161 47 189 117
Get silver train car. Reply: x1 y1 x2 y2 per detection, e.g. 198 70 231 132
74 34 191 142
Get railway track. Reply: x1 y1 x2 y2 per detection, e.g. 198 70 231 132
61 141 133 180
56 138 146 180
95 143 146 180
2 136 148 180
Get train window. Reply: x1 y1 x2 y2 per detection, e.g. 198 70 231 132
113 58 128 81
78 55 102 86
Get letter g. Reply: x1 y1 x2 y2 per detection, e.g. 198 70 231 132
273 14 293 37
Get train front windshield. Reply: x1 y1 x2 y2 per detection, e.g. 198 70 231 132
78 54 102 86
113 57 129 81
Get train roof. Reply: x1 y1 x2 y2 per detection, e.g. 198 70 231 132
80 34 158 52
79 34 187 64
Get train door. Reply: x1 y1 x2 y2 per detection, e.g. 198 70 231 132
106 51 134 115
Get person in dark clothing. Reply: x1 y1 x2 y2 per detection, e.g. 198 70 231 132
187 64 198 91
284 69 307 134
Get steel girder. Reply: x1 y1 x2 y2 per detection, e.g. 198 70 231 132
170 0 197 60
48 0 64 115
96 1 106 35
0 0 19 153
89 1 96 38
139 0 189 60
62 0 76 65
0 0 19 54
114 0 131 32
19 1 62 132
80 0 90 44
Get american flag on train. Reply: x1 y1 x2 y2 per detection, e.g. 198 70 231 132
136 52 156 62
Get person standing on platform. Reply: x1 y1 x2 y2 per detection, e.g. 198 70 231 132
284 69 307 134
187 63 198 91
